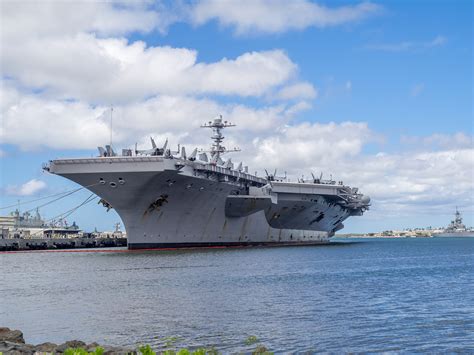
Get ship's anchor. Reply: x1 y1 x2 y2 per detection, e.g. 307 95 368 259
144 194 169 215
98 199 113 212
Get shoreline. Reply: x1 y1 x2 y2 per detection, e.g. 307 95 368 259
0 327 271 354
0 237 127 251
0 327 133 354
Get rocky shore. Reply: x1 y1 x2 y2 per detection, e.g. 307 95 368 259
0 327 272 354
0 327 133 354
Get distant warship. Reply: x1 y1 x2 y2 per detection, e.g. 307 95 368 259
45 116 370 249
432 208 474 237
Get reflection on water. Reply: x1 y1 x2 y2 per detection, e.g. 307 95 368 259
1 238 473 352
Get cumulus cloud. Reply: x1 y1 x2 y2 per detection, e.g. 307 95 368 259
0 84 110 150
191 0 382 35
0 82 310 150
244 127 472 220
6 179 47 196
249 121 373 169
0 1 177 39
355 149 474 217
240 124 473 217
1 2 314 103
2 33 299 103
1 0 382 40
275 82 318 100
401 132 474 150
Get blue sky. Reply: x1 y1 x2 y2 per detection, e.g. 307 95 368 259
1 0 473 233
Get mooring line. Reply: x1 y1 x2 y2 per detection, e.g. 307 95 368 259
0 182 102 212
26 193 99 239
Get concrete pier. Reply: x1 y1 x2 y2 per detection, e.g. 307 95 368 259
0 237 127 251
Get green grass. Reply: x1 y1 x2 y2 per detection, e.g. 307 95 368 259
245 335 259 346
138 344 156 355
64 347 104 355
64 336 271 354
163 336 180 348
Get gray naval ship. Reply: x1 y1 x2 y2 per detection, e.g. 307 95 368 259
432 208 474 237
45 116 370 249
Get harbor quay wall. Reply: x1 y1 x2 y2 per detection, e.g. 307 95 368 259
0 237 127 251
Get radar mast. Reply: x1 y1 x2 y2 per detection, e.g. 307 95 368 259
201 115 240 163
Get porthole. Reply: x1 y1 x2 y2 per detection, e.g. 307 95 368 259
99 178 106 185
118 178 125 185
109 182 117 188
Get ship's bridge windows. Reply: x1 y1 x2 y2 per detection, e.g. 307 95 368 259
109 182 117 188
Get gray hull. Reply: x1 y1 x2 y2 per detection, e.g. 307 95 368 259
432 232 474 237
60 170 328 248
48 154 368 249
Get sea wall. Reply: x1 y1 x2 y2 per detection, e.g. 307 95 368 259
0 237 127 251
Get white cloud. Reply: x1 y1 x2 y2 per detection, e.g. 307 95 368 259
366 35 448 52
1 0 381 41
0 84 109 150
6 179 47 196
401 132 474 150
0 83 309 150
1 2 319 103
275 82 318 100
356 149 474 217
249 121 373 170
187 50 297 97
284 101 313 117
2 32 298 103
191 0 382 35
0 1 176 39
239 123 474 217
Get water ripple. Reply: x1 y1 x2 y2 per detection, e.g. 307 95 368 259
1 238 473 353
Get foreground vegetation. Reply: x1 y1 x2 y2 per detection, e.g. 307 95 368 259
64 336 273 355
0 327 272 354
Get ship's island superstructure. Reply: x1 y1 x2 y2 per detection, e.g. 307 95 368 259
45 116 370 249
432 208 474 237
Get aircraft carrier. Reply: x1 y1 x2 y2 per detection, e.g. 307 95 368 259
44 116 370 249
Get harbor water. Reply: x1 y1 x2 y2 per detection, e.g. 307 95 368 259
1 238 473 353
